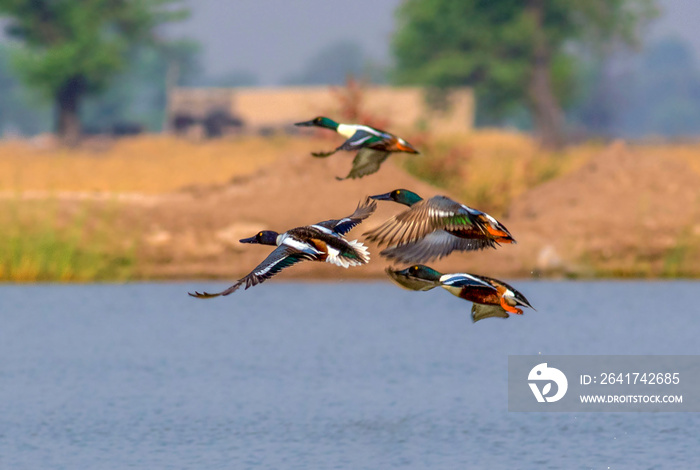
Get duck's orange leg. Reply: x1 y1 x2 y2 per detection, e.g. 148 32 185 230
500 296 523 315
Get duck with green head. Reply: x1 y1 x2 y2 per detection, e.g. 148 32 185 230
387 265 535 322
294 116 419 180
364 189 515 264
189 197 376 298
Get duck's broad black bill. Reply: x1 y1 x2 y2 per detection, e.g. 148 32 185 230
369 192 394 201
294 120 315 127
239 236 257 243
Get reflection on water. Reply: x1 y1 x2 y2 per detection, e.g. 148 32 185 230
1 281 698 468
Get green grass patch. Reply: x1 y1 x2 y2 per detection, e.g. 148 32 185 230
0 201 135 282
661 227 700 278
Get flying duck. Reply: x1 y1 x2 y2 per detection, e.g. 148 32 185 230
189 197 377 298
386 265 535 322
364 189 515 264
295 116 419 180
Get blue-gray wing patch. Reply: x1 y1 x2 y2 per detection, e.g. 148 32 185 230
337 129 376 150
316 197 377 235
440 273 496 290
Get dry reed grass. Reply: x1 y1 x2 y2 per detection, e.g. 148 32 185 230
0 134 307 194
2 132 697 210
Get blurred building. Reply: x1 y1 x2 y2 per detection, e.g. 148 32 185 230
167 86 475 138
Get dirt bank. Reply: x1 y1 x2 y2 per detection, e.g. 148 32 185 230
122 140 699 281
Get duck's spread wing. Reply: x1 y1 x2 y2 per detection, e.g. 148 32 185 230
336 148 390 180
336 129 381 151
364 196 483 247
188 281 245 299
315 197 377 235
384 267 440 292
188 245 311 299
471 304 510 323
313 130 381 158
311 149 337 158
379 230 496 263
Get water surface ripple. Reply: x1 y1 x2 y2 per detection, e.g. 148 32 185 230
1 281 698 469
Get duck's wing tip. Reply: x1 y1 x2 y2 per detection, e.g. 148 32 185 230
188 291 222 299
312 150 336 158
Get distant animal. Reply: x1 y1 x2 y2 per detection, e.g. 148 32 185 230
364 189 515 264
189 198 377 298
386 265 535 322
294 116 419 180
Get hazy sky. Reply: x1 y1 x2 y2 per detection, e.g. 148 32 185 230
166 0 403 85
164 0 700 86
2 0 698 86
653 0 700 48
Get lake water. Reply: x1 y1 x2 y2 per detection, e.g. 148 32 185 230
1 281 699 469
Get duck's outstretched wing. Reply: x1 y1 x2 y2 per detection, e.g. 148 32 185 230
311 129 380 158
188 245 312 299
471 304 510 323
311 149 337 158
385 267 440 292
364 196 487 247
314 197 377 235
336 148 390 180
379 230 496 263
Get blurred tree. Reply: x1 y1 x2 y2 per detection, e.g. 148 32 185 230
83 39 201 133
569 37 700 139
283 40 386 86
0 45 51 135
0 0 188 144
392 0 657 148
619 38 700 137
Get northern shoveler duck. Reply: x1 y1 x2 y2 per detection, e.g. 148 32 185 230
189 198 377 298
294 116 419 180
386 265 535 323
363 189 515 264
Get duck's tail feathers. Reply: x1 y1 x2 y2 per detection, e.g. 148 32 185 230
325 239 370 268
